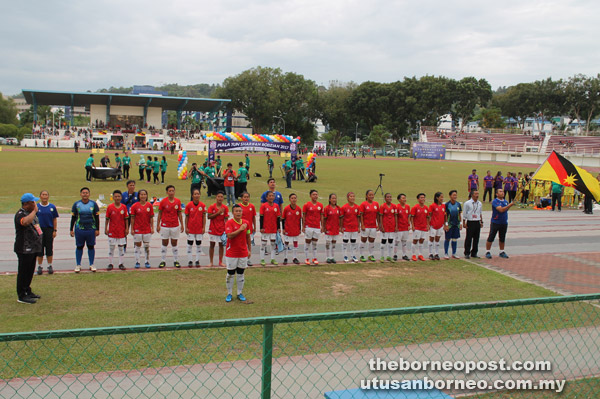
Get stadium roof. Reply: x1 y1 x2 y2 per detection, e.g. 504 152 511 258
22 89 230 113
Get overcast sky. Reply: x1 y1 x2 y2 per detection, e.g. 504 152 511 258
2 0 599 96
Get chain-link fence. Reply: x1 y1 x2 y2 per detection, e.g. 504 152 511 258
2 294 600 398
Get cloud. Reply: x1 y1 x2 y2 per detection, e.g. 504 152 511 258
1 0 600 95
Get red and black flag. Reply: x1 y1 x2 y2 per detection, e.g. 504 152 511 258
533 151 600 201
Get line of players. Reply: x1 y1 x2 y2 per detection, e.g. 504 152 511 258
100 185 463 272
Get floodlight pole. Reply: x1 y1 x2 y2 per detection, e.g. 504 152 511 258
355 122 358 153
273 116 285 136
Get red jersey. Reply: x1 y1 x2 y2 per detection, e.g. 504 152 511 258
130 202 154 234
410 204 429 231
106 203 128 238
223 169 236 187
396 203 411 231
379 203 397 233
360 201 379 229
239 203 257 233
302 202 324 229
225 218 250 258
158 197 182 228
429 203 446 230
341 203 360 232
207 203 229 235
323 205 342 235
185 201 207 234
282 205 302 237
259 202 281 234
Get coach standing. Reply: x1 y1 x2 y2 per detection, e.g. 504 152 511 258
463 190 483 259
15 193 43 304
485 189 514 259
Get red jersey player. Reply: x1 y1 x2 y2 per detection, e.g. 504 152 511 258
341 192 361 263
323 194 342 264
157 185 184 268
428 192 446 260
394 193 411 261
185 188 207 267
378 193 397 262
302 189 323 265
105 190 129 270
259 191 281 266
129 189 154 269
238 191 257 266
207 191 229 267
410 193 429 261
224 204 251 303
359 190 379 262
282 193 302 265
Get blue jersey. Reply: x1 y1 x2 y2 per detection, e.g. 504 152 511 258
71 200 100 230
122 191 139 211
37 203 59 229
260 190 283 208
445 201 462 227
491 198 509 225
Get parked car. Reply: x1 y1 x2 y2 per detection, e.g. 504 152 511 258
5 137 18 145
0 138 7 145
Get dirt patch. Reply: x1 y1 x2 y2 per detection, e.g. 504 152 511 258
331 283 353 297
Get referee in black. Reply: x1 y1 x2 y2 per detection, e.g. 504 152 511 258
463 189 483 259
15 193 43 304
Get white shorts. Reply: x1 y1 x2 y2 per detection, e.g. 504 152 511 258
325 234 339 242
397 230 410 242
225 257 247 270
160 226 180 240
133 233 152 243
381 232 395 240
187 233 204 241
361 228 377 239
108 237 126 246
305 227 321 240
342 231 359 241
261 233 277 241
413 229 428 241
283 234 300 243
429 227 444 238
209 234 223 243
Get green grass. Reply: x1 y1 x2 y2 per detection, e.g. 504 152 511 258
0 149 536 214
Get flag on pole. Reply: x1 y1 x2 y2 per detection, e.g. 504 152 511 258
532 151 600 201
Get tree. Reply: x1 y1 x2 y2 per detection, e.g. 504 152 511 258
451 77 492 130
531 78 566 132
0 93 18 124
478 107 505 129
318 81 356 139
365 124 391 147
494 83 536 130
564 74 600 134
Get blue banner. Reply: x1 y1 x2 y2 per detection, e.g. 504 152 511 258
413 143 446 159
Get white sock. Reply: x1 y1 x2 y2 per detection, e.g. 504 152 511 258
270 241 276 260
388 241 393 257
172 247 179 262
394 240 398 255
402 240 408 257
360 242 366 256
292 243 298 259
435 241 439 256
187 243 194 262
196 243 202 262
312 241 317 259
118 246 125 265
134 246 141 263
236 273 245 294
161 245 167 262
108 245 115 264
428 241 433 255
368 242 375 257
351 242 358 257
342 241 348 257
304 243 310 259
380 241 386 258
325 242 331 258
412 242 418 257
418 242 424 256
226 273 234 295
261 241 267 260
284 242 289 259
144 244 150 263
331 242 336 258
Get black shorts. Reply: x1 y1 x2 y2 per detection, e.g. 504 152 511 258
40 227 55 256
487 223 507 243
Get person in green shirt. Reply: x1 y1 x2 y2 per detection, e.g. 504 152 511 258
160 156 168 184
85 154 96 181
145 157 153 183
245 153 250 173
216 155 222 177
137 155 146 181
122 152 131 179
114 153 122 181
551 181 564 212
152 156 160 184
188 162 205 200
284 159 293 188
295 156 305 180
266 154 274 178
237 161 248 194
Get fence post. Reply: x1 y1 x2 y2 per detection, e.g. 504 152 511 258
261 321 274 399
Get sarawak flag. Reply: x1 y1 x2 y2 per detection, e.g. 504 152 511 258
533 151 600 201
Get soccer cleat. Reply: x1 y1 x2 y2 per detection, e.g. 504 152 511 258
174 261 181 268
393 255 398 261
225 294 233 303
237 293 247 301
429 254 434 260
313 258 319 265
188 261 194 268
434 254 440 261
368 255 376 262
159 261 166 268
283 258 288 265
305 258 311 265
331 258 337 264
465 255 471 259
360 256 367 262
380 257 386 262
37 266 43 275
89 265 96 272
260 259 266 266
293 258 300 265
195 261 201 268
444 254 450 260
387 256 394 262
48 265 54 275
270 259 278 265
27 292 41 299
135 262 141 269
247 260 253 267
145 262 151 269
452 255 460 259
411 255 418 261
118 264 126 270
485 252 492 259
326 258 332 264
352 256 359 263
402 255 410 261
107 264 114 271
344 256 349 263
499 252 509 259
75 265 81 273
17 297 37 304
418 255 426 261
471 255 480 259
